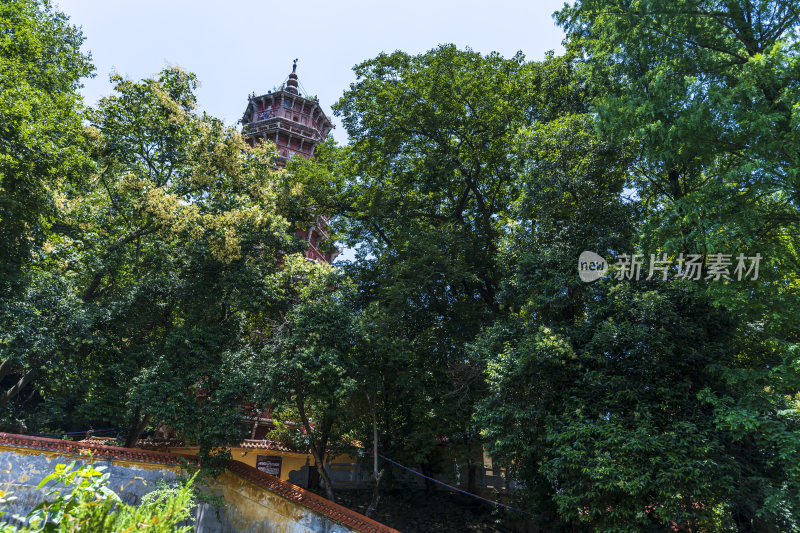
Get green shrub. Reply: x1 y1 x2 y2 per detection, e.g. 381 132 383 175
0 459 196 532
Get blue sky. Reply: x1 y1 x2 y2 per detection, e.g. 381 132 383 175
56 1 567 141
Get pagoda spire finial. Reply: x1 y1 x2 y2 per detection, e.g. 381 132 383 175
286 59 299 95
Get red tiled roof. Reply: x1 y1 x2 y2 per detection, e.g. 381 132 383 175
0 432 196 467
134 438 307 453
135 438 185 449
80 436 117 445
238 439 307 453
0 433 399 533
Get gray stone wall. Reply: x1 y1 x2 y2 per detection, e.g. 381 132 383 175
0 448 180 522
0 448 361 533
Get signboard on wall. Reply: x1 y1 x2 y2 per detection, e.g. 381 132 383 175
256 455 282 477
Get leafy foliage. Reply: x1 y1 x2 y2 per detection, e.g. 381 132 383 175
0 0 92 294
3 0 800 530
0 459 195 532
250 255 357 499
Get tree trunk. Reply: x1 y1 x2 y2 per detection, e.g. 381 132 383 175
0 369 37 410
310 444 335 501
366 467 383 518
365 394 383 518
421 462 436 493
467 462 477 493
124 411 150 447
295 391 336 501
465 437 477 493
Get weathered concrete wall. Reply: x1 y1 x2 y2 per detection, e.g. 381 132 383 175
203 470 358 533
0 445 181 523
0 445 372 533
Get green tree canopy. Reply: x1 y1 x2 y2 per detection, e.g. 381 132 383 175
0 0 92 293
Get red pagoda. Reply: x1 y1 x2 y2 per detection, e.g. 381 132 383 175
241 60 336 263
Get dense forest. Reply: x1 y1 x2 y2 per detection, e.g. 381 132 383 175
2 0 800 530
